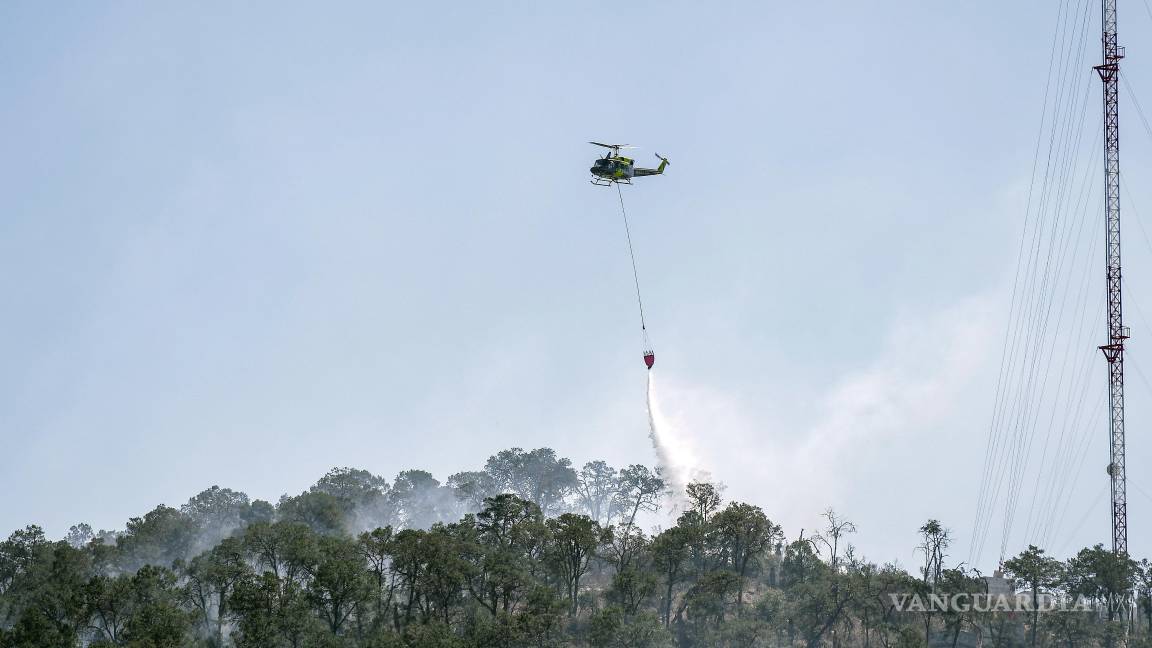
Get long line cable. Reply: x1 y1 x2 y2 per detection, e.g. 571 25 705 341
998 63 1095 559
616 183 647 332
1014 113 1099 546
970 0 1074 554
969 0 1071 562
1055 484 1108 557
984 34 1094 562
1022 150 1098 546
1122 74 1152 143
970 0 1096 565
1025 122 1102 551
1049 395 1107 555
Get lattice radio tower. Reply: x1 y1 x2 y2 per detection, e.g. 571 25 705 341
1094 0 1129 556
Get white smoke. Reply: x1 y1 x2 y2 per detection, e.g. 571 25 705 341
646 371 704 510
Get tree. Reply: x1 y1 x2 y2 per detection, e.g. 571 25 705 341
1 541 89 646
242 520 318 588
117 506 196 569
388 528 430 627
0 526 48 595
650 526 692 627
1003 544 1064 647
243 500 276 526
484 447 579 515
678 571 739 642
312 468 397 534
811 509 856 572
588 607 670 648
1065 544 1136 621
609 566 659 618
915 520 950 647
447 470 498 510
711 502 783 611
226 570 281 648
787 568 854 648
684 482 722 523
1138 559 1152 637
118 565 193 648
419 526 469 625
575 460 619 526
229 568 321 648
86 572 133 644
782 536 826 587
391 469 453 529
916 519 949 585
1045 605 1098 648
277 491 352 536
614 466 664 533
308 535 372 635
459 494 547 617
312 467 388 504
64 524 94 549
357 526 396 630
935 566 984 648
181 486 251 537
474 494 545 548
849 561 918 648
182 536 249 645
610 466 664 570
546 513 603 615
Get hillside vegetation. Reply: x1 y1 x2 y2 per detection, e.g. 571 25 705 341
0 447 1147 647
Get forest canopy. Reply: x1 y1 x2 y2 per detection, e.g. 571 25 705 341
0 446 1147 648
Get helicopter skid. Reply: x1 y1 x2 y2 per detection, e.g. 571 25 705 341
589 177 631 187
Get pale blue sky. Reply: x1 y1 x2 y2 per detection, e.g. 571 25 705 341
4 1 1152 569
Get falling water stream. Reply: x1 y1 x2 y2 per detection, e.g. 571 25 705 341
645 371 698 508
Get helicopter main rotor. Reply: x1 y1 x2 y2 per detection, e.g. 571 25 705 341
589 141 636 155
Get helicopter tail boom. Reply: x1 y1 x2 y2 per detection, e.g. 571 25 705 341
632 154 670 177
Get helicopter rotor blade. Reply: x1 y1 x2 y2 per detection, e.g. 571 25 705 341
589 141 636 150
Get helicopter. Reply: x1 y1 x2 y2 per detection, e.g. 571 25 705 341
589 142 669 186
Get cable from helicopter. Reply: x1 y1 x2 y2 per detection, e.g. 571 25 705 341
615 181 654 369
587 141 669 370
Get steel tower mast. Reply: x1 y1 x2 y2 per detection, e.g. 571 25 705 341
1094 0 1129 556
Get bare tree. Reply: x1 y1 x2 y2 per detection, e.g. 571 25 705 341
812 508 856 572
